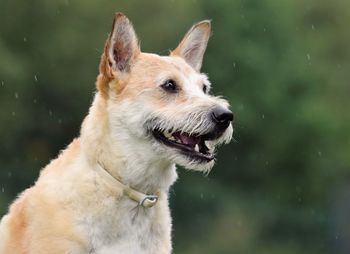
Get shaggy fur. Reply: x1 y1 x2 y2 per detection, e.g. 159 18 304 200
0 13 233 254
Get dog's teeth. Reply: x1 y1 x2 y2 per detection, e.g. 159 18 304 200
163 131 172 139
204 140 211 148
164 131 177 141
194 144 199 152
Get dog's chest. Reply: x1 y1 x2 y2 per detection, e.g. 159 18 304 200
81 198 171 254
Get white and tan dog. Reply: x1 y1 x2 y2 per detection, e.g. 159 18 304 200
0 13 233 253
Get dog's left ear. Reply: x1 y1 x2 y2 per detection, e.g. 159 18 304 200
100 13 140 80
171 20 211 72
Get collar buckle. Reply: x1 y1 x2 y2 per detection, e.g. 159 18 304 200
139 195 158 208
97 162 159 208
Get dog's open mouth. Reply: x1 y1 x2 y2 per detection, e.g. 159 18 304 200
152 129 215 162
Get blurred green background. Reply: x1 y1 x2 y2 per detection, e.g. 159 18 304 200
1 0 350 253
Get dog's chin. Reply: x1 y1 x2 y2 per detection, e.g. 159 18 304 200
174 154 215 174
152 143 216 174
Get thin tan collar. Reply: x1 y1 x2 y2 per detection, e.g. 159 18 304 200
97 162 158 208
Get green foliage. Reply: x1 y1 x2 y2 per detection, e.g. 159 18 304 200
1 0 350 253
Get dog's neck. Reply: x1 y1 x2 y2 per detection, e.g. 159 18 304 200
80 93 178 194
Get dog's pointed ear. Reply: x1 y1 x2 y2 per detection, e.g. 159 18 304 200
100 13 140 79
171 20 211 72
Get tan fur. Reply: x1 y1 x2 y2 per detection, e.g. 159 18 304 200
0 150 88 253
0 13 232 254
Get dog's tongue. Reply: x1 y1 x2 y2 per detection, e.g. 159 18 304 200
173 132 199 147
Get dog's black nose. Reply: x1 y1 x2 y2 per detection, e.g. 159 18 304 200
211 106 234 128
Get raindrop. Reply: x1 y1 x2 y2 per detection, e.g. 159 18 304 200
318 151 322 157
49 110 53 116
7 172 12 177
306 53 311 61
233 62 236 68
200 193 203 199
33 99 37 104
34 75 38 82
238 104 245 111
311 24 315 30
262 114 265 119
1 186 4 193
23 37 27 42
12 111 16 116
58 119 62 124
263 28 266 32
1 81 4 86
15 92 19 99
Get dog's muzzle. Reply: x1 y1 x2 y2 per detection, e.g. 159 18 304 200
149 106 233 163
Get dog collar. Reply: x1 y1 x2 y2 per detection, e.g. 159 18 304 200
97 162 158 208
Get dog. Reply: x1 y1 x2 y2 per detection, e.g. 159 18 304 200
0 13 233 253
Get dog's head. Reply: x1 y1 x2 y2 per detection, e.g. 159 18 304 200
97 13 233 173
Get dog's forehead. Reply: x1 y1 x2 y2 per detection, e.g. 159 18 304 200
162 56 193 74
136 53 208 84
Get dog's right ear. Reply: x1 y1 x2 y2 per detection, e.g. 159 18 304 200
99 13 140 82
171 20 211 72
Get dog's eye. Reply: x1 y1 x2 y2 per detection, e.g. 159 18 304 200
161 79 177 93
203 84 208 94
